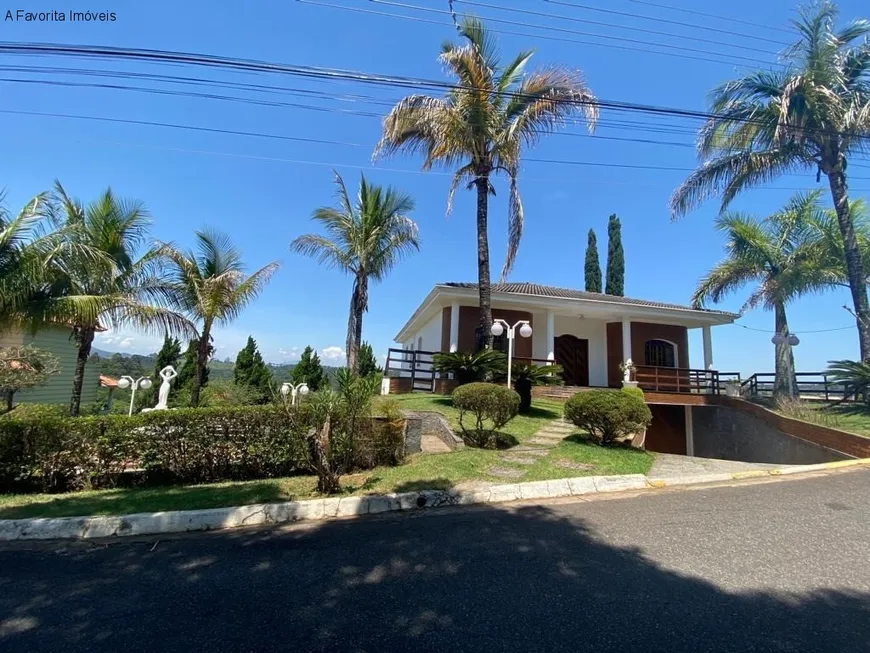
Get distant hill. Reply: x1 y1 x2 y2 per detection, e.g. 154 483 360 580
89 349 340 383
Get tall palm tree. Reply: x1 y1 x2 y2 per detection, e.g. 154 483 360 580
671 2 870 360
0 192 46 321
375 16 597 348
160 230 278 407
291 172 419 373
693 192 844 398
16 182 195 416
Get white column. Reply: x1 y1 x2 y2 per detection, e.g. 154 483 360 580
702 325 713 370
621 318 632 363
546 310 555 361
685 405 694 456
449 302 460 352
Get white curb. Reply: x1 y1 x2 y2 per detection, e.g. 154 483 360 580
1 459 867 541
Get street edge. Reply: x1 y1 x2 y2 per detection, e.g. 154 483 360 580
2 458 868 541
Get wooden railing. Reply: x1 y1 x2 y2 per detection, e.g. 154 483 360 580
511 356 559 367
384 348 439 391
634 365 741 395
741 372 856 402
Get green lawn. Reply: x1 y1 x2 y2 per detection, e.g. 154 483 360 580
806 403 870 438
0 394 654 520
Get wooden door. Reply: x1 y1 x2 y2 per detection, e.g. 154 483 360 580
554 335 589 386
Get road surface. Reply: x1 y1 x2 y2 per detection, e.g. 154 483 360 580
1 469 869 652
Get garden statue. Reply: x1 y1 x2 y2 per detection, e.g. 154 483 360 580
622 358 634 383
142 365 177 412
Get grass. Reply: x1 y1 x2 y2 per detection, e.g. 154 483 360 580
0 393 654 520
767 397 870 438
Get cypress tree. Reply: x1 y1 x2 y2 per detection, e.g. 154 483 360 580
605 214 625 296
584 228 602 293
357 341 383 378
291 346 326 390
234 336 272 402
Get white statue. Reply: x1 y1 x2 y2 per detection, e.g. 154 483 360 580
622 358 634 383
142 365 177 412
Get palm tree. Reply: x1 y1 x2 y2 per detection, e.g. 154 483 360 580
375 16 597 349
160 230 278 407
693 192 844 398
15 182 195 416
291 173 419 373
0 192 46 322
671 2 870 360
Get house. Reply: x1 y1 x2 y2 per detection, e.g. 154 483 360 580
385 282 738 394
0 325 100 407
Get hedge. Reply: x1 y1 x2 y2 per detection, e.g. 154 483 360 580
0 405 406 492
563 390 652 446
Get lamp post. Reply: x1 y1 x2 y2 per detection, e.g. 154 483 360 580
280 382 309 407
491 319 532 388
116 375 153 416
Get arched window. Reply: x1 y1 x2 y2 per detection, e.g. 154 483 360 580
644 340 676 368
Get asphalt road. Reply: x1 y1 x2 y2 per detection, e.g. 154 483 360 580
1 469 869 653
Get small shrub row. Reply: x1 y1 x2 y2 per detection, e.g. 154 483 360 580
0 403 407 493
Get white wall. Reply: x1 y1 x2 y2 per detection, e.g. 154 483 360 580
553 316 609 386
413 312 443 353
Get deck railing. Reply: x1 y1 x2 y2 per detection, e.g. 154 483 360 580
634 365 741 395
384 348 439 391
741 372 856 402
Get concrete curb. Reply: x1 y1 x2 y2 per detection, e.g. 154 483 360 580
2 459 868 541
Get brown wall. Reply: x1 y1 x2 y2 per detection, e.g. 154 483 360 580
456 306 534 358
440 306 451 353
606 321 690 387
645 404 687 455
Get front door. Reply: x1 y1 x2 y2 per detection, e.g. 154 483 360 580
554 335 589 386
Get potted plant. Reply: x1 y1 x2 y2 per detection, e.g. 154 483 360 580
725 379 743 398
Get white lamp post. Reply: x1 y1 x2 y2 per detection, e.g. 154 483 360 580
116 375 153 416
280 382 310 407
491 319 532 388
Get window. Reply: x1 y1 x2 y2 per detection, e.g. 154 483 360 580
644 340 676 368
474 326 507 354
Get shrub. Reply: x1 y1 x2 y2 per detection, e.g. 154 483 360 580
0 403 68 420
433 350 507 385
200 379 264 407
0 396 408 493
620 385 645 401
564 390 652 446
356 399 406 469
500 363 564 414
452 382 520 448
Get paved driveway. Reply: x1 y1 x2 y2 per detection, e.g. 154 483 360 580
1 469 869 652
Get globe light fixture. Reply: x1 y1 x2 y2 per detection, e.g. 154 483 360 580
117 375 153 416
771 334 785 345
491 319 533 388
281 382 309 406
788 334 800 347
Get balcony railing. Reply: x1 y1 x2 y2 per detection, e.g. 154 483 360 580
634 365 741 395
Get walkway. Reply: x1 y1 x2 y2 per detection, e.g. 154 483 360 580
648 453 786 479
486 418 576 479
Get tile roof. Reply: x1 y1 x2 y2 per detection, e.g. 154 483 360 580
439 282 738 317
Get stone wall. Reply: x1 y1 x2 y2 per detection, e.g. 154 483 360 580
691 405 846 465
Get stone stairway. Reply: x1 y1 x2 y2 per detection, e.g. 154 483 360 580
485 418 576 479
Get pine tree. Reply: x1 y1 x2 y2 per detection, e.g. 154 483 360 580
177 339 209 394
357 341 383 378
605 214 625 296
584 228 602 293
291 346 326 390
233 336 272 402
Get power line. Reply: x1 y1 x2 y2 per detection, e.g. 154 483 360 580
452 0 781 55
1 41 866 144
297 0 761 69
627 0 794 35
368 0 776 67
543 0 791 47
733 323 856 335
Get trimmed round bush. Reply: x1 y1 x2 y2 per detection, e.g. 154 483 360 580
620 385 645 401
452 382 520 448
564 390 652 446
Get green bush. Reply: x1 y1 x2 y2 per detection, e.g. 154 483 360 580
620 385 645 401
452 382 520 448
564 390 652 446
0 401 409 493
356 399 406 469
0 403 68 420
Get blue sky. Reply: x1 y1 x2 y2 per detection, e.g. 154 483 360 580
2 0 868 374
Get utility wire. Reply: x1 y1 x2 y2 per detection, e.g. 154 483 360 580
627 0 794 35
543 0 791 47
368 0 776 67
1 41 866 143
733 323 856 334
451 0 782 55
